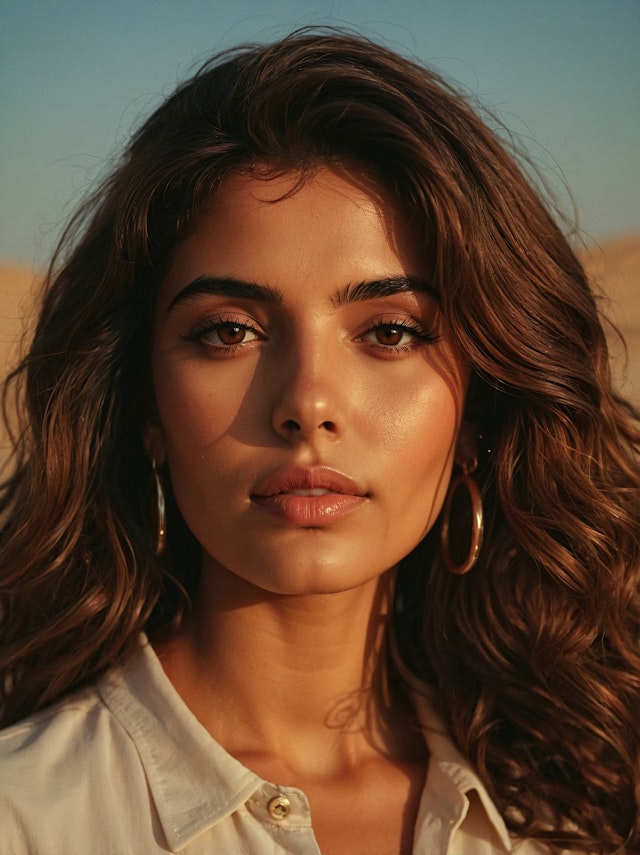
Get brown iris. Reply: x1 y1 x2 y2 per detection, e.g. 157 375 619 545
374 325 404 346
216 323 248 345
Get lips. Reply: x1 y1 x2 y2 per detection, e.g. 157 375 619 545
252 466 365 498
251 466 368 526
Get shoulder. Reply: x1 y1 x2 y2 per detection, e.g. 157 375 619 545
0 680 136 777
0 636 155 800
0 679 155 852
0 684 107 781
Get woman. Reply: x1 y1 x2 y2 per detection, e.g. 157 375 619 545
1 31 638 854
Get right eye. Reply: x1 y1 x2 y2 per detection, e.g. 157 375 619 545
181 318 264 352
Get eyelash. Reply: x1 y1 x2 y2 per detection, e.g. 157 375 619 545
360 318 440 352
181 317 263 353
181 316 440 354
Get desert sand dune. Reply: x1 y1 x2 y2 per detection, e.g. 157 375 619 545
0 262 40 469
0 262 39 376
0 237 638 469
580 235 640 402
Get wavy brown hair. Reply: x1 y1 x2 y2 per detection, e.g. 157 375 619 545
1 31 639 852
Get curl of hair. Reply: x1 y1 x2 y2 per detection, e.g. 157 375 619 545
1 30 639 852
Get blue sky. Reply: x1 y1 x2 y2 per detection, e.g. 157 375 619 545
1 0 638 266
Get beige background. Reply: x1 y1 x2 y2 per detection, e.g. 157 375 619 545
0 262 39 379
581 236 640 403
1 239 638 467
0 263 40 468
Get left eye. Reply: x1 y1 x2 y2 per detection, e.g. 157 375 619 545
361 322 432 349
182 320 262 348
204 323 258 346
370 324 412 346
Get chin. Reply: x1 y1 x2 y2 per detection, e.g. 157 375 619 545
203 547 395 600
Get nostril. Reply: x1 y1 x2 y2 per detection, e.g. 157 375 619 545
280 418 337 434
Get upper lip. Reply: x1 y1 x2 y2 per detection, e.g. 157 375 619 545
251 466 367 498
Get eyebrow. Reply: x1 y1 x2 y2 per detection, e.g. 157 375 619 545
166 277 283 312
331 276 437 306
166 274 437 313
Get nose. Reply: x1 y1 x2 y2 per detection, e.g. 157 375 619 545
271 341 346 443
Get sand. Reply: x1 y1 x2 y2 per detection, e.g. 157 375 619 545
0 262 40 378
0 262 40 469
580 235 640 402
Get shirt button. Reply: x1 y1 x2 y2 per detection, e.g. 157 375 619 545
268 795 291 820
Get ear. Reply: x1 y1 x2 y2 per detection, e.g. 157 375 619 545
454 420 478 468
143 421 167 465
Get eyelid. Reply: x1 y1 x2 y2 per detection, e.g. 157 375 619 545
357 316 441 351
359 314 438 336
180 314 265 347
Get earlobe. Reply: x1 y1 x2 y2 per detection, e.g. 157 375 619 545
454 421 479 468
143 422 167 465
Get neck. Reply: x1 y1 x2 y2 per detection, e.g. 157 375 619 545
153 563 419 779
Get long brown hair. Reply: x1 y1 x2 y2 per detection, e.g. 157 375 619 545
1 30 639 852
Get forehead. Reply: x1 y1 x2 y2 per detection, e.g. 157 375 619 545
161 167 426 292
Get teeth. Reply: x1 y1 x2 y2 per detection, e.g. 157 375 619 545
283 488 331 496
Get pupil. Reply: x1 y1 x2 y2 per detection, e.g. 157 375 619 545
220 324 244 344
378 326 402 345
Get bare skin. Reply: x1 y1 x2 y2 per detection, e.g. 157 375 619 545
147 168 467 853
154 567 428 855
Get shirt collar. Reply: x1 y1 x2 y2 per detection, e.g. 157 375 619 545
98 634 513 853
98 634 262 851
414 690 514 852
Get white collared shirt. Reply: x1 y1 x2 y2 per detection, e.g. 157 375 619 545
0 634 548 853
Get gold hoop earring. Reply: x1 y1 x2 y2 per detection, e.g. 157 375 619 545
151 459 166 556
440 456 483 575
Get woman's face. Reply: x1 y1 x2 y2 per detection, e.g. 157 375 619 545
148 168 468 596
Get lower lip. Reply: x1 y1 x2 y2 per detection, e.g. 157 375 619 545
251 493 367 526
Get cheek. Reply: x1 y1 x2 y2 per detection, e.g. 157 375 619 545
370 373 463 528
153 359 253 452
361 356 464 454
